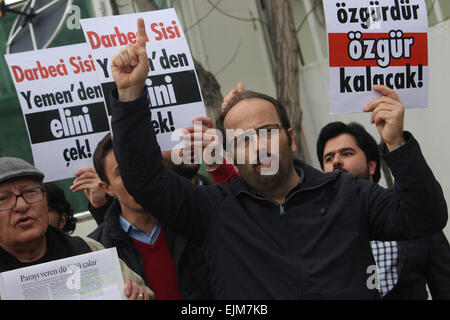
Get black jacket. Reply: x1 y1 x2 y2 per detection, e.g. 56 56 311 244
88 174 211 226
111 91 447 299
383 232 450 300
88 198 211 299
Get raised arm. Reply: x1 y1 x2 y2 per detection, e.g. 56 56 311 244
362 85 447 240
109 19 221 244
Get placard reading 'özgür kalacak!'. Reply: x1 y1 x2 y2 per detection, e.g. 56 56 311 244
80 8 206 151
4 43 111 182
323 0 429 114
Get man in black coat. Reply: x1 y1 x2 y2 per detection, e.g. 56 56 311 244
108 19 447 299
317 121 450 299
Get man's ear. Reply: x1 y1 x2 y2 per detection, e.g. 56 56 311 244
368 160 377 180
58 213 67 230
287 128 297 154
99 181 115 197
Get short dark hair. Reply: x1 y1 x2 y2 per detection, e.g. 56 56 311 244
93 133 113 184
216 91 292 150
44 182 77 234
316 122 381 183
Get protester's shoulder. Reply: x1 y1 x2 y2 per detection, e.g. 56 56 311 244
78 236 106 252
294 159 341 187
323 168 379 195
293 160 379 195
87 222 106 241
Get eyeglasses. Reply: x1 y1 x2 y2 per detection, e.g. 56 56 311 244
233 123 283 140
229 124 283 146
0 187 46 211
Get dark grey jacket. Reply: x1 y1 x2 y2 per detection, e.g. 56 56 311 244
88 197 212 299
111 90 447 299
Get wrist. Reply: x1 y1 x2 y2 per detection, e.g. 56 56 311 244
91 195 108 208
385 137 406 152
118 86 145 102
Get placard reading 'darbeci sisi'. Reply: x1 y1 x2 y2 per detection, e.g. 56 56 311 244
323 0 429 114
80 8 207 151
4 43 111 182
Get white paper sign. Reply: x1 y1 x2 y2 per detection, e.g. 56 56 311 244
80 8 207 151
323 0 429 114
4 43 111 182
0 248 125 300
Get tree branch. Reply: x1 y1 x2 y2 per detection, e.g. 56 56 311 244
296 2 319 34
184 0 222 33
205 0 268 26
214 39 242 77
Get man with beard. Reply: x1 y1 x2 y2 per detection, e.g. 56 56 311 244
107 19 447 299
72 133 211 299
316 121 450 299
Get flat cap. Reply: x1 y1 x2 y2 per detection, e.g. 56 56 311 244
0 157 44 184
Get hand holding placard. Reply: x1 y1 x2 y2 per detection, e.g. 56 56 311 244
323 0 429 114
363 85 406 151
111 18 149 102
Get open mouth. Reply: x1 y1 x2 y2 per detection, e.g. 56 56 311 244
16 216 33 227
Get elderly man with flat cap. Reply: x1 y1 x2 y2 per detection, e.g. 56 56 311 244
0 157 152 300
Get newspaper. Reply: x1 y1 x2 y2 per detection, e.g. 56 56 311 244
0 248 125 300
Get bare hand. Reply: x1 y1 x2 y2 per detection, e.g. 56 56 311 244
363 85 405 151
124 278 151 300
184 117 222 170
221 82 245 113
111 18 149 102
70 168 107 208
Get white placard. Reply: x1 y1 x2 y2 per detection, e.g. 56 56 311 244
323 0 429 114
0 248 125 300
80 8 206 151
4 43 111 182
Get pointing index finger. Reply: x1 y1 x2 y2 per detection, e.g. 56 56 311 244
136 18 147 48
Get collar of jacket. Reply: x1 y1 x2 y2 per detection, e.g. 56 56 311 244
230 158 338 199
102 198 136 244
197 173 211 186
102 192 185 253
